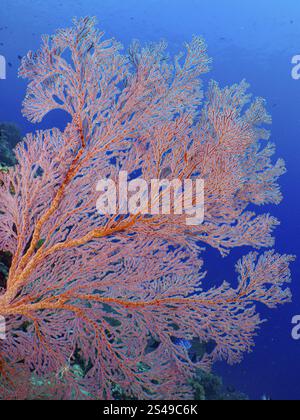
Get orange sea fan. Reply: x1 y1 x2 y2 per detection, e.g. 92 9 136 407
0 17 294 399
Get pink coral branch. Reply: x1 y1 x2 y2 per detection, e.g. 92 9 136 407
0 17 294 400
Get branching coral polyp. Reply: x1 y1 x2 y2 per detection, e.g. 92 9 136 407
0 17 295 399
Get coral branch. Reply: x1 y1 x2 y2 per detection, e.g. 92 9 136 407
0 17 294 400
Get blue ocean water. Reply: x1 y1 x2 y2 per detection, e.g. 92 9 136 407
0 0 299 400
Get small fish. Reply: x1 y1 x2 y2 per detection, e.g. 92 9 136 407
173 338 192 350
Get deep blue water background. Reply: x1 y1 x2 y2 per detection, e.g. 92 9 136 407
0 0 299 400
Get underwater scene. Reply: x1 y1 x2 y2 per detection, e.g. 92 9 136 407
0 0 300 403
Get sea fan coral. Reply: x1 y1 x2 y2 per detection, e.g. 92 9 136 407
0 17 294 400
